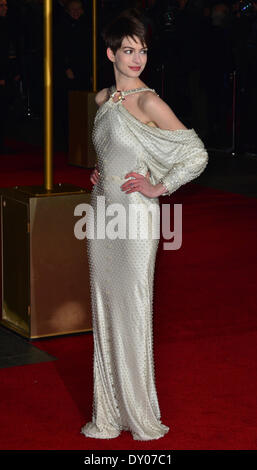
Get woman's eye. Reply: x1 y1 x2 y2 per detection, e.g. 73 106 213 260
124 50 148 54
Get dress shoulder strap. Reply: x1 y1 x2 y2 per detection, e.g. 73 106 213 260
110 85 158 98
121 87 156 97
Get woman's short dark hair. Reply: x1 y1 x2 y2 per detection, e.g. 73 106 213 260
101 8 148 54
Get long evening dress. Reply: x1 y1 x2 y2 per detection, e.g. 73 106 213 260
81 85 208 440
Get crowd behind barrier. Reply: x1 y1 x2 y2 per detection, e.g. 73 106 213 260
0 0 256 154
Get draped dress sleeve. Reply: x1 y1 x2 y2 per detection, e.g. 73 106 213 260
117 103 209 196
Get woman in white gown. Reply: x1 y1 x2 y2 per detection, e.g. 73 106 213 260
81 9 208 441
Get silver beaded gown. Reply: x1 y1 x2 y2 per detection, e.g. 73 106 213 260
81 86 208 440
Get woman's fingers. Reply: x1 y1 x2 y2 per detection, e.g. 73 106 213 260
120 171 155 196
121 171 151 192
121 172 144 191
90 168 100 184
121 179 137 191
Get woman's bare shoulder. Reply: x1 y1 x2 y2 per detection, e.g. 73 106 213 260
95 87 111 107
139 90 188 131
137 90 163 115
139 90 165 108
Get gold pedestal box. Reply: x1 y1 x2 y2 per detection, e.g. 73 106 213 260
0 184 92 339
68 90 98 168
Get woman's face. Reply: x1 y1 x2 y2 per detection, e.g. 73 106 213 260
108 35 148 79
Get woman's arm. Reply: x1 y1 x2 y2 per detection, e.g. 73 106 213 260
137 92 208 197
139 92 187 131
95 87 110 107
136 92 188 196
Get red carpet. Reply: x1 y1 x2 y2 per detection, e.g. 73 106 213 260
0 142 257 449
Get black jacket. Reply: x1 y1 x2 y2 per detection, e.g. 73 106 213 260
54 12 92 88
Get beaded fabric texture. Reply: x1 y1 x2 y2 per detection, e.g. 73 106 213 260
81 86 208 440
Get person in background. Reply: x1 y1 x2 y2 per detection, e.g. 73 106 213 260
0 0 20 154
53 0 92 149
19 0 44 119
0 1 9 90
200 2 234 148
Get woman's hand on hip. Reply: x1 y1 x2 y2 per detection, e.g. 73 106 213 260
90 166 100 185
121 171 163 198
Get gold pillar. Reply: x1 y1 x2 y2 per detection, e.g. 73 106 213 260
44 0 53 191
0 0 93 338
